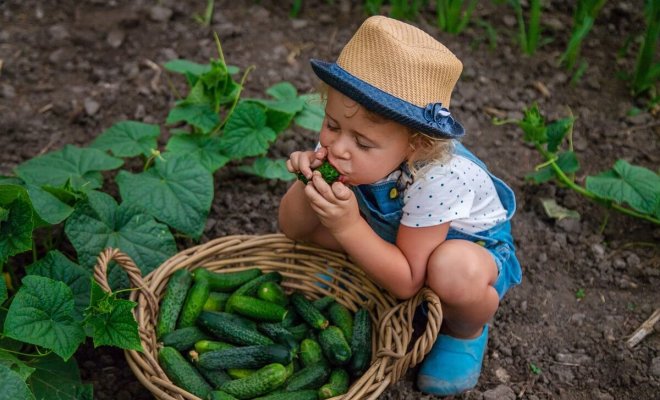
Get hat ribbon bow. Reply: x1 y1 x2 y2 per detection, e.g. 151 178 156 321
423 103 452 126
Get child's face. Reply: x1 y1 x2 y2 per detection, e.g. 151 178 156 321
319 88 412 186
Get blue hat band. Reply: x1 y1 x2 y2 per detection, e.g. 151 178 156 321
310 59 464 139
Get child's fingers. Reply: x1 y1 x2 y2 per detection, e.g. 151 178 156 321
310 171 335 201
315 147 327 160
331 182 351 200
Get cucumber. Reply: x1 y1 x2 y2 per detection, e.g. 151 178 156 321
197 311 273 346
318 368 349 399
318 326 351 366
219 363 289 399
222 311 258 330
197 366 232 389
203 292 231 312
158 346 212 398
226 295 288 322
312 296 334 311
194 339 234 354
281 306 301 327
230 271 283 300
257 281 288 306
257 322 299 352
327 302 354 342
349 308 372 376
299 338 326 367
291 292 329 330
178 277 210 328
227 368 256 379
198 344 293 370
253 390 319 400
209 390 239 400
160 326 209 351
156 269 192 338
287 323 310 342
194 268 262 292
283 364 331 391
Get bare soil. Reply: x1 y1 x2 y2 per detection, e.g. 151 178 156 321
1 0 659 399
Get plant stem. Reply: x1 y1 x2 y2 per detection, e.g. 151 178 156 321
535 143 660 224
214 65 255 135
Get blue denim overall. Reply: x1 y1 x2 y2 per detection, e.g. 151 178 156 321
352 142 522 299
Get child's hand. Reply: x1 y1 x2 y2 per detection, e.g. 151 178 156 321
286 148 327 181
305 169 360 234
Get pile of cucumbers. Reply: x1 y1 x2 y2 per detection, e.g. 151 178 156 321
155 267 372 400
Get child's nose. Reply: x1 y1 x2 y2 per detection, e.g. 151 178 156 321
329 135 351 159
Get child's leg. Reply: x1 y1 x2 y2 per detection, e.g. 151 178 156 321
417 239 499 396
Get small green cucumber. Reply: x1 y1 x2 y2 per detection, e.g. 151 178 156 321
327 302 354 342
158 346 212 398
197 311 273 346
230 271 283 299
318 368 350 399
194 268 262 292
160 326 210 351
198 344 293 370
253 390 319 400
194 339 234 354
284 363 331 391
219 363 289 399
281 306 301 327
257 322 299 352
299 338 326 367
197 366 232 389
177 277 210 328
349 308 372 376
227 368 255 379
318 326 351 366
291 292 329 330
209 390 239 400
257 281 288 306
226 295 288 322
156 269 192 339
287 323 310 342
203 292 231 312
312 296 335 311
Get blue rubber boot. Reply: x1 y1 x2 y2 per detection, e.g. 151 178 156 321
417 325 489 396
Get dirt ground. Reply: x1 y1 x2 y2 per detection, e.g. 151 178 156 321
1 0 659 399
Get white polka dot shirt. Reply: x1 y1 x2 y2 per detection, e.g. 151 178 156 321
400 155 507 233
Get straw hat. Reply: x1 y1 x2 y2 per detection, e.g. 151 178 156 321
311 15 464 139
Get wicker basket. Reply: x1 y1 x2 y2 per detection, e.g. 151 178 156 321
93 233 442 400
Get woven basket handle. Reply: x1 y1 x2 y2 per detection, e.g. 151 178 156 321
379 287 442 383
93 247 159 324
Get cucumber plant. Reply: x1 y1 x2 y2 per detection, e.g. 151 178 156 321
0 33 325 399
494 104 660 226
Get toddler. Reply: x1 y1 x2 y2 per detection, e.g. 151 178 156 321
278 15 522 396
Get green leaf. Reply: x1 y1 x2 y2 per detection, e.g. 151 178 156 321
0 183 28 205
14 145 123 191
220 102 277 160
0 198 34 264
163 59 212 76
85 282 142 351
294 93 325 132
0 350 35 381
64 191 177 273
261 82 306 114
25 184 74 225
166 133 230 173
4 275 85 361
266 81 299 100
91 121 160 157
586 159 660 216
0 206 8 223
26 353 92 400
526 151 580 184
546 117 574 152
0 364 35 400
166 103 220 134
26 251 91 321
237 158 296 181
116 153 213 239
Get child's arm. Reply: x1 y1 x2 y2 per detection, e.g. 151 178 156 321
306 172 447 299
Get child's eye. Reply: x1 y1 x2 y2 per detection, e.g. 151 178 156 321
355 139 372 150
325 121 340 131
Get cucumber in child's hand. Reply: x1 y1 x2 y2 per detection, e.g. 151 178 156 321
297 161 340 184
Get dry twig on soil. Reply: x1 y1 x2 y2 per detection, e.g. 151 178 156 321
626 308 660 348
